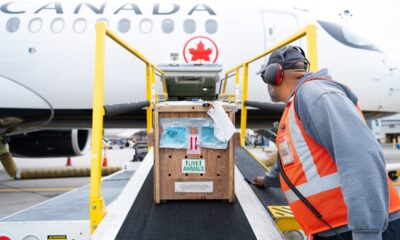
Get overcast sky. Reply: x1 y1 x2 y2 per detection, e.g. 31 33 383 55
287 0 400 63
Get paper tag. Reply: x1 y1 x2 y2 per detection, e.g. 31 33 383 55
207 101 235 142
182 159 205 173
175 181 213 193
279 140 295 165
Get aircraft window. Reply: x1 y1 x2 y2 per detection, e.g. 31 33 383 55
73 18 87 33
140 19 153 34
6 17 20 33
183 19 196 34
205 19 217 34
317 20 381 52
162 19 174 34
118 18 130 33
51 18 65 33
29 18 43 33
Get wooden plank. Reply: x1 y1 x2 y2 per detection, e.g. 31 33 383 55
234 131 241 147
153 109 161 204
228 111 235 202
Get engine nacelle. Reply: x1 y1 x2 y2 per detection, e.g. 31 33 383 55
8 129 91 157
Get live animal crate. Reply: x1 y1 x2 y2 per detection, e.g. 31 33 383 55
153 102 235 203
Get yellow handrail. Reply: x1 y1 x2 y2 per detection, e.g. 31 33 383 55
105 27 164 74
89 21 164 233
223 24 318 170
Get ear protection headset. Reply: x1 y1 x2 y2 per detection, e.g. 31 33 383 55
262 46 309 86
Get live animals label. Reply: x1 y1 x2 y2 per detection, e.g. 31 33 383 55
182 159 205 173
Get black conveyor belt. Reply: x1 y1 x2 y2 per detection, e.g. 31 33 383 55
117 147 286 240
235 147 287 209
116 169 256 240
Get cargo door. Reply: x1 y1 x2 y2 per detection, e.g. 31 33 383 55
261 11 300 49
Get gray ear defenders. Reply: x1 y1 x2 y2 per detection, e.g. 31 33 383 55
262 46 309 86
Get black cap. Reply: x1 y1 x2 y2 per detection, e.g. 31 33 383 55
257 45 308 75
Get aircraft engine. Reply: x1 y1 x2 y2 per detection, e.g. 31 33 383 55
8 129 91 157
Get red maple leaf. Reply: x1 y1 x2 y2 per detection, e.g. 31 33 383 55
189 41 212 62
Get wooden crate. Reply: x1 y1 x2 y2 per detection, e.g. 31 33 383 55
153 102 235 203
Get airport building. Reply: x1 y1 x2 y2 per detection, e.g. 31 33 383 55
371 114 400 143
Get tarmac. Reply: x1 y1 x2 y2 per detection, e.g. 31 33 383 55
0 144 399 219
0 147 134 219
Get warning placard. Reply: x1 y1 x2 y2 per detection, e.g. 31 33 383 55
182 159 205 174
187 134 201 154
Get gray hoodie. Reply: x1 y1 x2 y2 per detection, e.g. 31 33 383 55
264 69 400 240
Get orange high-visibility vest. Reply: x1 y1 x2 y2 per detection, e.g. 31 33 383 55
276 79 400 235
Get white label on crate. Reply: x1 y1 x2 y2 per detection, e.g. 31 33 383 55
182 159 205 173
175 181 213 193
187 134 201 154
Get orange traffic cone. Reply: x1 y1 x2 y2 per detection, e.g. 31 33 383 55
102 147 108 167
66 157 72 166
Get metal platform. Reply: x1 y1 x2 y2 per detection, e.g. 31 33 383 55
93 147 286 240
0 170 134 239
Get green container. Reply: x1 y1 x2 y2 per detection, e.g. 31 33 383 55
165 76 217 101
159 64 222 101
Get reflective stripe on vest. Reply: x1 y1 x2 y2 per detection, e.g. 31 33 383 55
285 172 340 203
284 103 341 203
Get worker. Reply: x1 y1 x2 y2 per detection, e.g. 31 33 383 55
254 45 400 240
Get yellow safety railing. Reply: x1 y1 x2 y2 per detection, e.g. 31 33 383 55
89 21 164 233
223 24 318 171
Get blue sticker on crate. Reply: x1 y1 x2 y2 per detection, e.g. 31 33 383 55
160 127 190 149
198 127 228 149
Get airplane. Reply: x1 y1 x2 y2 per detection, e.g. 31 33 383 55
0 0 399 159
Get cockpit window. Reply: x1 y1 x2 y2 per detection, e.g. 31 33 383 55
317 20 381 52
6 17 20 33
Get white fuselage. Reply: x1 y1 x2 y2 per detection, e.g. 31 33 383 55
1 0 399 118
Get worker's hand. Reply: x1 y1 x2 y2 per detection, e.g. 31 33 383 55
253 176 265 188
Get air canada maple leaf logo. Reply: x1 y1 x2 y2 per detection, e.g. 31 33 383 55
189 41 212 62
183 36 219 63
